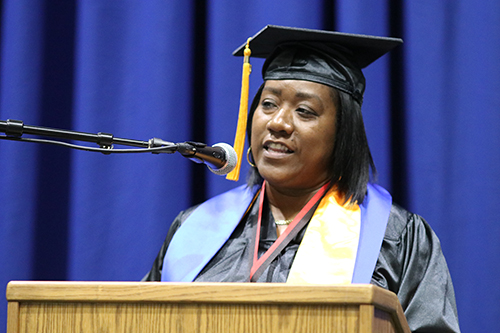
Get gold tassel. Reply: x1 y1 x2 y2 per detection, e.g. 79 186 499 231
226 38 252 181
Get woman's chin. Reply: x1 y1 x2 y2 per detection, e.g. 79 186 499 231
258 168 303 190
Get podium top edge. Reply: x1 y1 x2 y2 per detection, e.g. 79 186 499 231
6 281 398 306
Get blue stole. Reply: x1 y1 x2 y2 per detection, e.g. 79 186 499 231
161 183 392 283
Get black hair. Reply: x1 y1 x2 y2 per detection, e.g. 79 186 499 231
330 90 376 204
246 82 376 205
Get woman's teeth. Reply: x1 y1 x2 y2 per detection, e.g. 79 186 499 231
266 142 292 153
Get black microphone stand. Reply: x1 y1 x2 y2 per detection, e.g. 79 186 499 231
0 119 177 154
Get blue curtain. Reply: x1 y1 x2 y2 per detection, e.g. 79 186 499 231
1 1 498 332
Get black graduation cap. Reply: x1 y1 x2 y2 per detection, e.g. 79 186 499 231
233 25 403 104
233 25 402 68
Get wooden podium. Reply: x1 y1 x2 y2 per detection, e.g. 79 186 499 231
6 281 410 333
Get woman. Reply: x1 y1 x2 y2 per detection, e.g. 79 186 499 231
144 26 460 332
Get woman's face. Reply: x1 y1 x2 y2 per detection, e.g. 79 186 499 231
251 79 337 193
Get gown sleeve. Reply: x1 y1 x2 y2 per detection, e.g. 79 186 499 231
371 204 461 333
141 206 197 281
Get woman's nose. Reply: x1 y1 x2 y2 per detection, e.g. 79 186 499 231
267 108 293 134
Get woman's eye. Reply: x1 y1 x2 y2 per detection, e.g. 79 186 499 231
261 100 277 109
297 107 317 118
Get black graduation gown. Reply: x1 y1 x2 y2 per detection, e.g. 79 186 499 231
143 199 460 333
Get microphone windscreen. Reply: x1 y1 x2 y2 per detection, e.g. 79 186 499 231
208 143 238 176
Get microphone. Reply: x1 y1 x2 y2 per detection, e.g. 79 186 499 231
175 141 237 175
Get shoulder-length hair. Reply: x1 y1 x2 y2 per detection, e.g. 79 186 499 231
246 82 376 205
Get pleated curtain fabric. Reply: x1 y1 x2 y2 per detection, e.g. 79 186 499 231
0 1 498 332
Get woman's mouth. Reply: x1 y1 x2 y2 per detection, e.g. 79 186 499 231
264 142 293 154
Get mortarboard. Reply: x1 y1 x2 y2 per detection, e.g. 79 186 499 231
233 25 402 67
226 25 403 181
234 25 403 104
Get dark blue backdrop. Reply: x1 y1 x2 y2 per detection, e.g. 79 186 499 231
1 1 499 332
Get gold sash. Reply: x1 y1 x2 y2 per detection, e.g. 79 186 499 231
286 190 361 284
